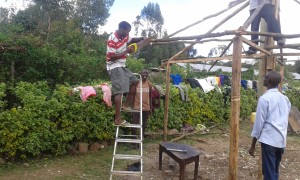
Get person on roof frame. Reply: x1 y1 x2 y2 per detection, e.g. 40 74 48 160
245 0 285 55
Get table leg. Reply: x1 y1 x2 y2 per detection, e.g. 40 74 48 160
179 163 186 180
194 156 199 180
159 145 163 170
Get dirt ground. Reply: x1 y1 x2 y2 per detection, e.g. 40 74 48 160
1 121 300 180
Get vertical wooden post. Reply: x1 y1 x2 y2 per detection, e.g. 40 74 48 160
163 62 171 141
228 35 242 180
278 48 284 92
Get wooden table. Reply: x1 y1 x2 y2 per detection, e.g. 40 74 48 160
159 142 201 180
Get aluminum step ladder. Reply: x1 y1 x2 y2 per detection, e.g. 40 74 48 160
110 73 143 180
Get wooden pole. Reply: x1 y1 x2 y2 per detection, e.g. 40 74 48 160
278 48 284 92
152 31 300 43
163 62 171 141
294 0 300 5
228 35 242 180
158 2 248 69
166 0 247 38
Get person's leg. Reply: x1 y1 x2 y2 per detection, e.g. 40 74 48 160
123 68 139 108
142 111 150 138
261 143 277 180
250 9 262 46
114 93 123 124
261 4 281 37
123 82 137 108
131 112 140 135
246 9 262 54
275 148 284 179
109 67 130 124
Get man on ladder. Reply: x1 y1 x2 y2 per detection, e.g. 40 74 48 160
106 21 150 179
106 21 146 126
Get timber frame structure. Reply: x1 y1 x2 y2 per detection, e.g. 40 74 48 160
150 0 300 179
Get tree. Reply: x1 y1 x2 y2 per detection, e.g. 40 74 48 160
208 44 229 57
74 0 114 33
133 2 164 38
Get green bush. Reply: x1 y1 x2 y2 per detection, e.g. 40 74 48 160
0 81 116 159
0 83 6 111
0 81 260 160
240 88 258 120
148 85 231 131
286 89 300 110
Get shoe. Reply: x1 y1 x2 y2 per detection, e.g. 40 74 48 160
244 49 257 55
114 120 130 126
276 38 286 46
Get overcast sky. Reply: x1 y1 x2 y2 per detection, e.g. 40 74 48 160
1 0 300 59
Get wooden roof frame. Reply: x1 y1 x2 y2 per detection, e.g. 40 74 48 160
150 0 300 179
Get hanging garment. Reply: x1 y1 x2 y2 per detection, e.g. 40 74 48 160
100 83 112 107
247 80 253 89
174 85 189 101
79 86 97 102
241 80 247 89
186 78 201 89
170 74 182 85
195 78 215 93
215 77 221 86
206 77 218 86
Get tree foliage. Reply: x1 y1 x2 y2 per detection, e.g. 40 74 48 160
133 2 164 38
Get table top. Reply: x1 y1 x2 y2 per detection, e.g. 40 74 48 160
160 142 201 159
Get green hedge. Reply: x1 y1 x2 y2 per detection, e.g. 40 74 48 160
0 81 115 159
0 81 259 160
286 89 300 110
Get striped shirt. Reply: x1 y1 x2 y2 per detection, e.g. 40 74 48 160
106 32 132 70
251 88 291 148
249 0 271 10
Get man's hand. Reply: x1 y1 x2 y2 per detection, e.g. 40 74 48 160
249 137 257 157
127 45 135 53
249 146 255 156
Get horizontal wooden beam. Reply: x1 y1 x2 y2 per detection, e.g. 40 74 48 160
264 43 300 50
168 53 265 64
242 36 271 55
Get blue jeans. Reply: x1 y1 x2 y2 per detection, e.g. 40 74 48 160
249 4 282 50
261 143 284 180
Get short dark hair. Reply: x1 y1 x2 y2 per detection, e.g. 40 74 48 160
267 71 281 87
119 21 131 30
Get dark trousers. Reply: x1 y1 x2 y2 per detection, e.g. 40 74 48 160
131 111 149 138
261 143 284 180
249 4 281 50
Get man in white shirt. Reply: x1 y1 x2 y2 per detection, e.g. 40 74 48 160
249 71 291 180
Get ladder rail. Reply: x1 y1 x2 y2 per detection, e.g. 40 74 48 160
110 73 143 180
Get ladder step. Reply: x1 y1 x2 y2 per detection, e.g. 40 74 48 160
120 124 142 128
111 170 142 175
118 135 139 139
116 138 142 143
121 108 140 113
114 154 142 160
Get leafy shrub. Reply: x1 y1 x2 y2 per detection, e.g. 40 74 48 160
0 83 6 111
0 81 115 160
0 81 259 160
286 89 300 110
240 88 258 120
148 85 230 131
